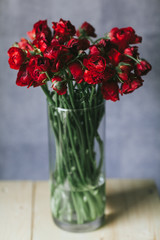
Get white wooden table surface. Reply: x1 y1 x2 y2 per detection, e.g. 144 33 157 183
0 179 160 240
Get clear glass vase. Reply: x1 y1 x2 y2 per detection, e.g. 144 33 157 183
48 101 106 232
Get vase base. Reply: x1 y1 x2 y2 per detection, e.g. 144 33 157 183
53 215 105 233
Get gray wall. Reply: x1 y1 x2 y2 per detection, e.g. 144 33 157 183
0 0 160 190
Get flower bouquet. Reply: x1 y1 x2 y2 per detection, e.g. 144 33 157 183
8 19 151 232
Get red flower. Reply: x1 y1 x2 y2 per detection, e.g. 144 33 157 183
135 59 152 76
8 47 26 70
16 64 32 87
52 18 76 43
78 38 90 50
52 76 67 95
83 55 106 73
117 63 132 82
67 38 79 48
33 38 49 52
67 38 90 53
77 21 97 37
103 68 115 82
27 20 51 41
27 20 52 52
108 49 122 66
83 70 102 84
97 39 117 54
18 38 35 57
44 45 60 60
69 62 84 83
122 46 139 64
67 38 79 54
89 45 101 56
101 81 119 101
120 75 143 95
28 55 50 72
124 46 139 57
83 55 107 84
27 28 35 40
44 45 73 72
108 27 142 51
28 56 48 84
28 67 47 85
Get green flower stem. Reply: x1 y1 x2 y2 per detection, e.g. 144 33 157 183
93 37 109 44
41 85 54 105
68 81 75 108
78 84 95 175
49 84 106 224
124 54 140 64
61 95 86 172
56 93 86 184
66 113 86 184
89 86 95 107
95 131 104 177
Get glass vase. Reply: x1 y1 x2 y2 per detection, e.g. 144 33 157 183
47 101 106 232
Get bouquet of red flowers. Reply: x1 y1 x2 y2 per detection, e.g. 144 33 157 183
8 18 151 104
8 19 152 231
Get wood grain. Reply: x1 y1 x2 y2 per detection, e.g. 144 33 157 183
0 180 159 240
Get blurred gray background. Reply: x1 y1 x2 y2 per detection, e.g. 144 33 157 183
0 0 160 190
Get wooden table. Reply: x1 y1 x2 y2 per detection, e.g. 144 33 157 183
0 179 160 240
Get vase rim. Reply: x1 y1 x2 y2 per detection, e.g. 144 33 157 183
47 101 105 112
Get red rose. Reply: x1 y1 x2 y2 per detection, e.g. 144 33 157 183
83 55 106 73
67 38 79 54
8 47 26 70
78 39 90 50
18 38 35 57
108 49 122 66
52 18 76 43
44 45 73 72
76 21 97 38
117 63 132 82
69 62 84 83
28 66 47 85
108 27 142 51
101 81 119 101
29 67 47 84
135 59 152 76
44 45 60 60
83 70 102 84
28 20 51 41
33 38 48 52
118 72 128 82
28 55 50 72
84 68 107 84
67 38 79 48
57 46 74 68
44 45 61 72
89 40 116 58
122 46 139 63
83 55 106 84
120 75 143 95
103 68 115 82
124 46 139 57
89 45 101 56
52 76 67 95
97 39 116 54
67 38 90 51
28 56 48 84
16 64 32 87
27 20 52 52
27 28 36 40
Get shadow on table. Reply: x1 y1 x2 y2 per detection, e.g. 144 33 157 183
101 180 158 227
